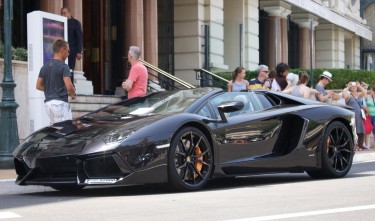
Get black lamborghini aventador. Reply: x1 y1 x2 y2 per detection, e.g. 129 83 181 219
13 87 356 191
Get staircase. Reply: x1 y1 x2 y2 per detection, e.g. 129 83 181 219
69 94 122 118
69 60 195 118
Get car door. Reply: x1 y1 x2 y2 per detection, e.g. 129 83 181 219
207 92 289 173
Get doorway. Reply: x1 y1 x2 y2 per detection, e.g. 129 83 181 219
158 0 174 74
83 0 125 94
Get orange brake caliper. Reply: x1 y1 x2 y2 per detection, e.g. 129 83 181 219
326 137 331 153
194 147 203 178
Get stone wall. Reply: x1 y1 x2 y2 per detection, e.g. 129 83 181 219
0 59 29 141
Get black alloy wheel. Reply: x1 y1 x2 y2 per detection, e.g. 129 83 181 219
168 126 213 191
307 121 354 179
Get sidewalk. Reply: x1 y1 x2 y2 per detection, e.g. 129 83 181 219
1 150 374 180
0 169 16 180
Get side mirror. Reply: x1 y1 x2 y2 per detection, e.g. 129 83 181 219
217 101 244 123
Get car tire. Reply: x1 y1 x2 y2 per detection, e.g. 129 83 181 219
168 126 213 191
307 121 354 179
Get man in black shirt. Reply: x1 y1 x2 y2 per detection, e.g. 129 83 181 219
61 7 83 84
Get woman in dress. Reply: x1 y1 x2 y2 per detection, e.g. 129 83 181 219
343 81 367 150
227 67 249 92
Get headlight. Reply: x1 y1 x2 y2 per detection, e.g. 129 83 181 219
102 128 135 144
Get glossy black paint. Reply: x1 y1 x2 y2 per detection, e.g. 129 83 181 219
13 88 355 190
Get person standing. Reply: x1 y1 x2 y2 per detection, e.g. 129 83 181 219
36 39 76 124
122 46 148 99
61 7 83 84
227 67 249 92
343 81 367 150
366 86 375 148
264 69 276 90
315 71 335 102
248 65 269 90
283 71 318 99
286 72 299 87
271 63 289 92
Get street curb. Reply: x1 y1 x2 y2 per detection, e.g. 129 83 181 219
353 151 375 163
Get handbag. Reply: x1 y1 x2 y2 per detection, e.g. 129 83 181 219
363 114 373 134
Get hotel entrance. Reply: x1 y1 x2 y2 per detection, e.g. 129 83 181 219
82 0 174 95
82 0 125 94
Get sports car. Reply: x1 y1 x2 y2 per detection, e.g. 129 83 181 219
13 87 356 191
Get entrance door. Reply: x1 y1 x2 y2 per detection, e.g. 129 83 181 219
103 0 125 94
158 0 174 74
83 0 125 94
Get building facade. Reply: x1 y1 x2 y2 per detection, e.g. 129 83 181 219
361 0 375 70
4 0 373 94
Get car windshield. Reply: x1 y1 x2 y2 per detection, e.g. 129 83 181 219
86 88 216 118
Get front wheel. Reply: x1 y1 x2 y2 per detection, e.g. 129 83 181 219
307 121 354 179
168 127 213 191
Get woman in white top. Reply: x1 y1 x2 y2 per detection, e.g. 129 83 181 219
283 71 318 99
228 67 249 92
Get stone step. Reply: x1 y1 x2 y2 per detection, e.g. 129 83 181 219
70 94 123 104
70 102 110 112
69 94 123 119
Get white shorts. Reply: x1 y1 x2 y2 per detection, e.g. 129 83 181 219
45 100 72 124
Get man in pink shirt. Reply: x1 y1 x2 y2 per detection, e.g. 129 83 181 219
122 46 148 98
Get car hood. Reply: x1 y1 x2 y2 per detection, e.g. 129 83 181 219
13 114 169 159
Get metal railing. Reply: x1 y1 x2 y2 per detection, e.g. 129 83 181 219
195 68 229 90
140 59 195 90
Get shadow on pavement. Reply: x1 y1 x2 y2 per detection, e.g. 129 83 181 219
0 162 374 210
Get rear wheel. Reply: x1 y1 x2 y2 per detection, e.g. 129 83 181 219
307 121 354 179
168 127 213 191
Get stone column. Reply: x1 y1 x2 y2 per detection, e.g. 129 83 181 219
291 15 319 68
280 10 290 64
39 0 63 14
262 5 291 69
344 35 361 70
144 0 158 81
173 0 202 85
124 0 144 82
205 0 227 71
316 24 346 68
174 0 227 86
224 0 244 71
126 0 144 51
243 0 259 70
353 36 360 69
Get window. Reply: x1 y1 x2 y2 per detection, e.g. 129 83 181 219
205 92 277 119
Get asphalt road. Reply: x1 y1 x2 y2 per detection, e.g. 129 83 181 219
1 160 375 221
